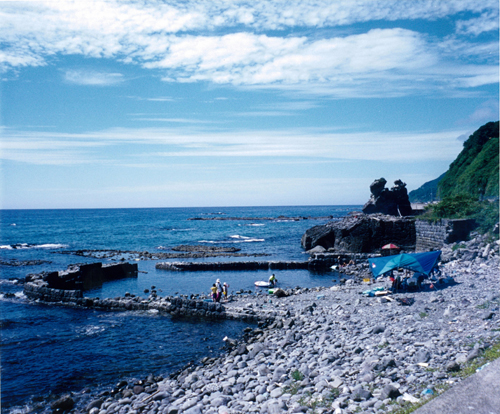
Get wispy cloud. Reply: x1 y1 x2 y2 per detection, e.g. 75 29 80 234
236 100 320 116
0 125 466 166
128 96 176 102
459 100 500 125
456 12 499 36
131 118 218 124
64 69 124 86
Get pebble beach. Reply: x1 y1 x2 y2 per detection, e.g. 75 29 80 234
47 233 500 414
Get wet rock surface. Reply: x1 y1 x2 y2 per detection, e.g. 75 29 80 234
0 259 52 267
187 215 334 221
54 249 270 260
39 235 500 414
170 245 241 253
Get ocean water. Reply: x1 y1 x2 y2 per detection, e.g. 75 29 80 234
0 206 358 412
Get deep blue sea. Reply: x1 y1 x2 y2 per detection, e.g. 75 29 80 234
0 206 358 412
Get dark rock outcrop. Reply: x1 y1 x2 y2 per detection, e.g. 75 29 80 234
301 214 416 253
362 178 413 216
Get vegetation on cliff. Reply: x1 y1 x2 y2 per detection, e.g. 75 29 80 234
420 194 499 236
438 121 499 200
409 121 499 202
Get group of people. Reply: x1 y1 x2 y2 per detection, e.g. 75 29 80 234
210 279 229 302
388 268 428 292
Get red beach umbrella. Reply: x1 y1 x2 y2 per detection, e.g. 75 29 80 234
381 243 400 250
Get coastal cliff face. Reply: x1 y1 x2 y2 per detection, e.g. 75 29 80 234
301 214 416 252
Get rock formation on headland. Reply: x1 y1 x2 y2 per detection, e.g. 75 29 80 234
362 178 413 216
301 213 415 252
301 178 416 253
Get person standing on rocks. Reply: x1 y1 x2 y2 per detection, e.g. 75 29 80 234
215 279 223 302
222 282 229 301
210 283 217 302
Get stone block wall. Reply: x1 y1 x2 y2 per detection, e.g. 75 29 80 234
415 219 476 251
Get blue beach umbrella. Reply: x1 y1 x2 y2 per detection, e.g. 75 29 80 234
368 251 441 278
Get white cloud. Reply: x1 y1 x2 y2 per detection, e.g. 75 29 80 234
148 29 432 84
64 69 124 85
0 0 497 95
456 12 499 36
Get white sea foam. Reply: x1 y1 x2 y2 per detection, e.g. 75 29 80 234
5 405 31 414
0 243 67 250
0 279 18 285
199 237 265 244
239 238 265 243
35 243 68 249
0 291 26 302
229 235 265 242
79 325 106 336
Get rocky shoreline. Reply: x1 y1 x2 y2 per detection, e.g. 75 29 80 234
39 234 500 414
53 247 270 261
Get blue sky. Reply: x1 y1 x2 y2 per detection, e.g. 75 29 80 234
1 0 498 209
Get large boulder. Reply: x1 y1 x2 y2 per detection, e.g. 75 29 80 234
301 214 415 252
362 178 413 216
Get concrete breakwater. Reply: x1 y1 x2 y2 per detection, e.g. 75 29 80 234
21 261 281 322
24 284 279 322
156 261 310 271
23 262 138 303
24 262 139 292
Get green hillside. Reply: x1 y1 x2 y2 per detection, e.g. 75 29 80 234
438 121 499 199
409 121 499 202
408 173 445 202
